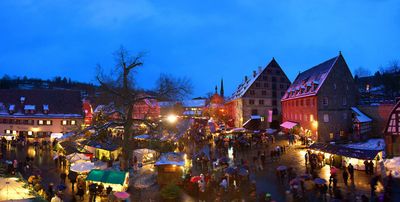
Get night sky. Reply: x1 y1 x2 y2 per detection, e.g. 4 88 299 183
0 0 399 97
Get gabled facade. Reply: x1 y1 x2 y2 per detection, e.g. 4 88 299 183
281 53 357 142
227 58 291 128
384 101 400 157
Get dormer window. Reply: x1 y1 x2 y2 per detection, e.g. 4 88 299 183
20 96 25 103
24 105 36 114
8 105 15 114
43 105 49 114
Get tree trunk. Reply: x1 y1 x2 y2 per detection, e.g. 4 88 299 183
121 104 133 171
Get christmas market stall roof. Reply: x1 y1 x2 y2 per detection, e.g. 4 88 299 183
280 121 298 129
82 140 120 151
155 152 185 166
59 141 89 155
86 169 128 185
309 142 381 160
243 115 261 131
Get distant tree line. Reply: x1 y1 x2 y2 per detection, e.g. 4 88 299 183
0 74 96 91
354 60 400 98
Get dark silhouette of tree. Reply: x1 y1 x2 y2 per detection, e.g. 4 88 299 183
96 46 192 170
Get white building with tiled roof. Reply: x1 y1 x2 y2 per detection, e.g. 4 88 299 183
226 58 291 128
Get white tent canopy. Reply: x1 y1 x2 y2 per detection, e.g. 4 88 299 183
0 177 34 201
280 121 298 129
70 161 95 173
67 152 90 163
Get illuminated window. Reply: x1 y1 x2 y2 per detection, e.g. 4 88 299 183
323 114 329 123
329 133 334 139
6 130 10 134
38 120 44 125
46 120 51 125
28 131 33 136
71 120 76 125
12 130 17 135
310 114 314 122
62 120 68 125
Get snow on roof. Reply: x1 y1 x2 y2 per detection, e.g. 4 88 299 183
251 115 261 119
343 138 384 151
43 104 49 111
134 134 151 140
0 113 82 118
158 101 175 108
155 152 185 166
282 55 340 101
351 107 372 123
183 110 201 115
24 105 36 110
384 157 400 178
229 70 263 101
181 99 206 107
94 105 105 113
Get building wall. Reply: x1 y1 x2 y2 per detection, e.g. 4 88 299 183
240 65 291 127
132 99 160 120
282 96 319 139
316 57 357 142
0 117 83 137
358 104 394 136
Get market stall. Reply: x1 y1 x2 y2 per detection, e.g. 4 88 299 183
155 152 190 185
86 169 129 192
133 148 159 165
66 152 91 163
309 142 382 170
82 140 121 161
70 161 95 173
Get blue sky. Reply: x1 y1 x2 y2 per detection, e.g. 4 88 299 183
0 0 399 97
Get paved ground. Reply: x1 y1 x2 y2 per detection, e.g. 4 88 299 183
1 136 398 202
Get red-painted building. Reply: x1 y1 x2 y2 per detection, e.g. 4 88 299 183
281 53 357 142
82 99 93 126
132 98 160 120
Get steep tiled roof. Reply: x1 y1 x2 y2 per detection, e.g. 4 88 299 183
281 55 339 101
0 89 83 117
229 58 282 100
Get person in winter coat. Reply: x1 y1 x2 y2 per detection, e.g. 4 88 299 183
348 163 354 183
342 170 349 186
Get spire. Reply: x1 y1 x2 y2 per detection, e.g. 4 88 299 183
220 78 224 97
215 85 218 94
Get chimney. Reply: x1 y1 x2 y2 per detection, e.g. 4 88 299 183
258 66 263 73
20 96 25 104
253 71 257 78
244 76 248 82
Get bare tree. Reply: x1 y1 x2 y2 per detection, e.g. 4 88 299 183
96 46 192 170
353 66 371 78
155 73 193 101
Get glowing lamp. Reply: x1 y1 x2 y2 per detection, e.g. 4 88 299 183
167 114 177 123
